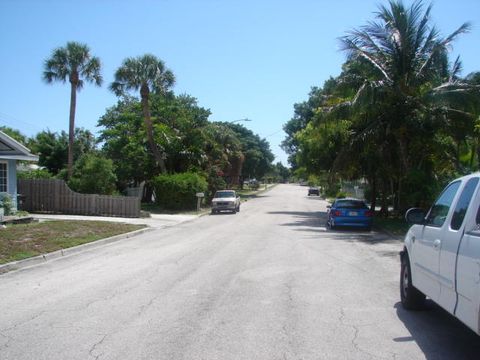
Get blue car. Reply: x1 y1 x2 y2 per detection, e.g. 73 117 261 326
326 198 373 231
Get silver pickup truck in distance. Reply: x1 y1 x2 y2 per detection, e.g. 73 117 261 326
211 190 241 214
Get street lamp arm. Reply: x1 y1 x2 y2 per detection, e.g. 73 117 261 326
229 118 252 123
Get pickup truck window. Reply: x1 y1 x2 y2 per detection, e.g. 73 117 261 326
425 181 461 227
451 178 479 230
215 191 235 198
470 205 480 234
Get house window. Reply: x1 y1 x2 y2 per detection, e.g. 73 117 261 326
0 162 7 192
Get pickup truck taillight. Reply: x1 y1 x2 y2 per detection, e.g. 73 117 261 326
332 210 342 217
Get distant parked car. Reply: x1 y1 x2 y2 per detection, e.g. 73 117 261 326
308 187 320 196
211 190 241 214
326 198 373 230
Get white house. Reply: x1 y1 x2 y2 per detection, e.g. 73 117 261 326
0 130 39 212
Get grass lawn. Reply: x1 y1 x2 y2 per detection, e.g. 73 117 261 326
0 220 145 265
237 183 276 198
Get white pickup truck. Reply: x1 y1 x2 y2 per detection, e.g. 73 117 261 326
211 190 241 214
400 172 480 335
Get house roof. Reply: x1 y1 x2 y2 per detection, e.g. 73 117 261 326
0 131 38 162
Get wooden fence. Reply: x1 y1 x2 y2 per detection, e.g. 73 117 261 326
18 179 141 218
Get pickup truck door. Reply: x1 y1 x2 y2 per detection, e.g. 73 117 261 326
412 180 461 302
455 226 480 335
437 177 479 313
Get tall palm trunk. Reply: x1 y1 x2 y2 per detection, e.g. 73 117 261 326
68 78 77 179
140 84 167 173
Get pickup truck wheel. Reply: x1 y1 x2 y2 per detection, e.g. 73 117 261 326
211 209 217 215
400 254 425 310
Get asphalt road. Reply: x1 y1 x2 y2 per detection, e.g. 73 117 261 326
1 184 479 359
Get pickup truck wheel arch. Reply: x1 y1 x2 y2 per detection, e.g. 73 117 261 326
400 251 426 310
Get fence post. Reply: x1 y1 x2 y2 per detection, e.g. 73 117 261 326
91 195 98 216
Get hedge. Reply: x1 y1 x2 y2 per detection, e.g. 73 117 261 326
152 172 208 210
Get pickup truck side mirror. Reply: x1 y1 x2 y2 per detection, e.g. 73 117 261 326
405 208 426 225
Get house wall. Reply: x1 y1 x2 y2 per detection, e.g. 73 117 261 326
9 160 17 207
1 160 18 211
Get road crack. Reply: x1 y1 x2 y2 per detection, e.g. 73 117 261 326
338 308 387 360
89 334 107 360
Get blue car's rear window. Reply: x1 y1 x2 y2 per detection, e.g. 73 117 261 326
334 200 367 209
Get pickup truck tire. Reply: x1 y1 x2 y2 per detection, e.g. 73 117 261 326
400 254 426 310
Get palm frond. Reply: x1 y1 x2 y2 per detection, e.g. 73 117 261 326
340 37 392 83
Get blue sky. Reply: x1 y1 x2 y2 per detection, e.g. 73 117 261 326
1 0 479 165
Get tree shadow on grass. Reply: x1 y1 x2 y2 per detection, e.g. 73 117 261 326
394 301 480 359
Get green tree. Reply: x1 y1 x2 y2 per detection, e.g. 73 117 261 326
224 123 275 180
149 93 212 173
0 126 28 145
98 95 212 190
268 162 290 183
68 153 117 195
43 41 102 178
110 54 175 174
98 97 156 190
337 0 471 210
29 128 96 175
30 130 67 174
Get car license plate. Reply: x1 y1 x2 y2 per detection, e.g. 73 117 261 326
349 211 358 216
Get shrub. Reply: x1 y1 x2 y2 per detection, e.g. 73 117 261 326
335 191 348 199
207 173 227 199
152 172 208 210
68 153 117 195
307 174 320 187
17 168 53 179
0 193 14 215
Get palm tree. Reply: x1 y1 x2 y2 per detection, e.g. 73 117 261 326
337 0 471 210
43 42 102 178
110 54 175 174
340 0 470 172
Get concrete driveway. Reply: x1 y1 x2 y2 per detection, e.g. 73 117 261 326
32 212 199 229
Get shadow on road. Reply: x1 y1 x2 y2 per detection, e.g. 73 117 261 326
240 193 268 200
394 301 480 359
268 210 399 245
268 210 328 228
